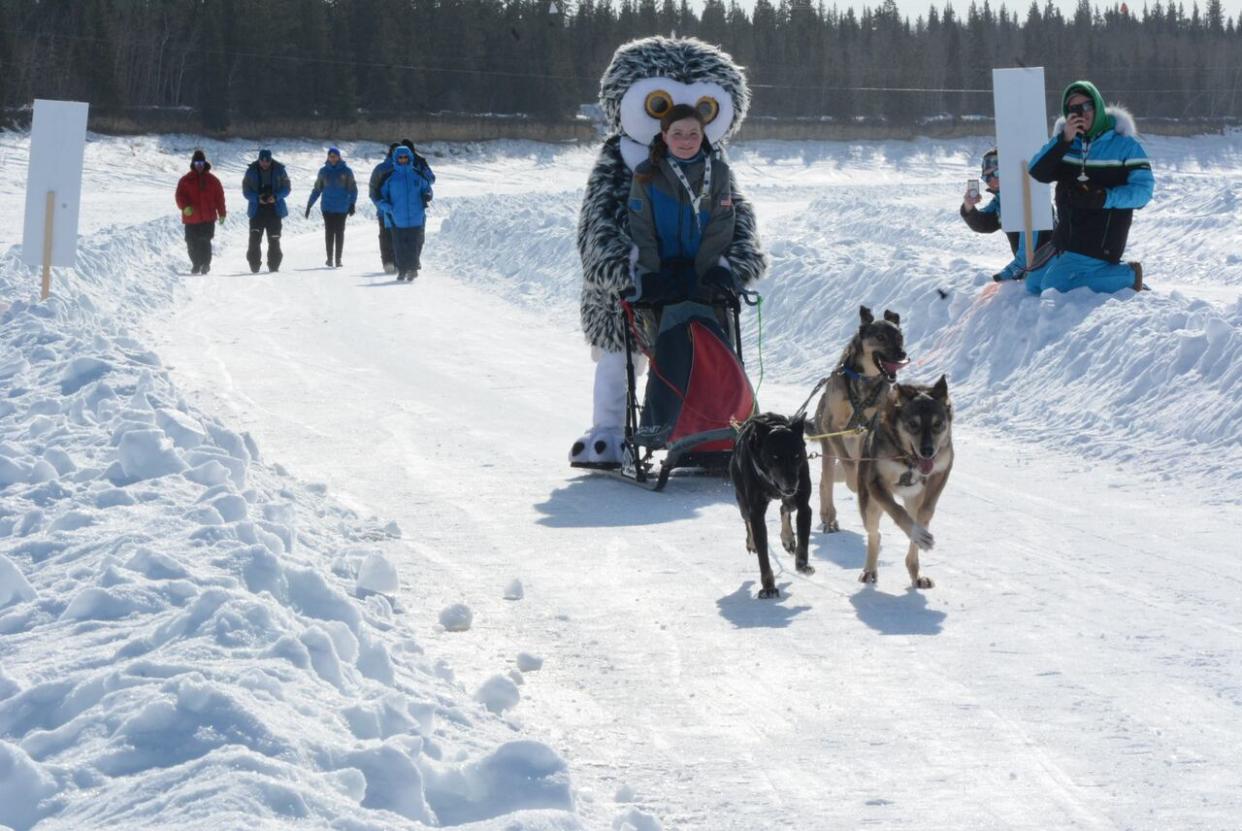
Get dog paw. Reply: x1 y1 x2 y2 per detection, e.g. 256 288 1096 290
780 534 796 554
757 585 780 599
913 575 935 589
910 524 935 551
859 570 878 584
796 562 815 575
820 519 840 533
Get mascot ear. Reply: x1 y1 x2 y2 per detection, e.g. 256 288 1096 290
883 309 900 324
859 306 874 325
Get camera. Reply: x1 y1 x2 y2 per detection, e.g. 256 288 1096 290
966 178 980 199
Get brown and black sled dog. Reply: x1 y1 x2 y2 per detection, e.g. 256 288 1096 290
856 376 954 588
813 306 908 532
729 413 814 599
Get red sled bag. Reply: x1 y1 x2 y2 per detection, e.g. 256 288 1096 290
636 300 755 452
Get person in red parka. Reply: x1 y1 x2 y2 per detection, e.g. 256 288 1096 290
175 149 227 274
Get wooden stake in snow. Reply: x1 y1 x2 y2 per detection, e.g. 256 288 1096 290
1021 159 1034 270
41 191 55 300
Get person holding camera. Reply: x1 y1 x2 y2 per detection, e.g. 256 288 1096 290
961 147 1053 282
1026 81 1154 294
242 148 291 274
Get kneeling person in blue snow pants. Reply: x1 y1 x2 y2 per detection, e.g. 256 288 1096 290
1026 80 1154 295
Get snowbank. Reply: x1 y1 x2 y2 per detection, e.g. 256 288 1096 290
437 135 1242 500
0 184 577 829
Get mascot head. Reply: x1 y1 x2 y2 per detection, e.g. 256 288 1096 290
598 36 751 171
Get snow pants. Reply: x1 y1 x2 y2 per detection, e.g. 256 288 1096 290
391 225 425 274
247 211 283 272
1025 251 1138 295
323 212 346 264
184 222 215 271
377 215 395 268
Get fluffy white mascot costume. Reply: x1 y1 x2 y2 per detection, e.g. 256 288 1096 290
570 36 767 465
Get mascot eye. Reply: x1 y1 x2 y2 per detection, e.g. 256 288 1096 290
695 96 720 124
644 90 674 119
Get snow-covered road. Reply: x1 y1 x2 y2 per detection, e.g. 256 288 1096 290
2 131 1239 829
146 145 1242 829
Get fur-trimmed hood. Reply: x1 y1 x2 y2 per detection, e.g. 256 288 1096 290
1053 105 1138 140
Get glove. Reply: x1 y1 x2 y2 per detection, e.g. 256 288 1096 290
182 206 193 217
218 213 226 223
348 204 355 216
701 264 736 292
304 206 311 219
1069 185 1108 210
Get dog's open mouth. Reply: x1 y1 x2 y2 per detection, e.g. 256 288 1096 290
875 354 909 382
913 454 936 475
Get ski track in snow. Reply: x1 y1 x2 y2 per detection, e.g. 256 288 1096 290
2 130 1241 830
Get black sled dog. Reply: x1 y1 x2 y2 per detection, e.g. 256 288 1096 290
856 376 954 588
813 306 908 533
729 413 814 599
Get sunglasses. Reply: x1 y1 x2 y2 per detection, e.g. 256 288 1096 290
982 169 999 180
1067 101 1095 116
193 160 205 166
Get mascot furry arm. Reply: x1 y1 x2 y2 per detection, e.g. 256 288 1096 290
577 36 768 354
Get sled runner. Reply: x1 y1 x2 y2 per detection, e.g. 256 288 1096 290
580 287 757 491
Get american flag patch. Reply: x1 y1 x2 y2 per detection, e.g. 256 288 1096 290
720 197 733 208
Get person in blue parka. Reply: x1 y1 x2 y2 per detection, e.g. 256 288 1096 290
305 147 358 268
377 146 432 282
1026 81 1155 295
242 148 292 273
961 147 1053 282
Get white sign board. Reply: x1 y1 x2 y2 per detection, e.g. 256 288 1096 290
22 99 89 268
992 68 1054 234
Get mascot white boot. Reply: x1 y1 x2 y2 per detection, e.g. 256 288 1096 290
569 36 767 466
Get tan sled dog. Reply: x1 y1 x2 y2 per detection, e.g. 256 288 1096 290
813 306 908 532
856 376 954 588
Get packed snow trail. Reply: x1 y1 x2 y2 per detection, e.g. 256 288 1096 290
147 143 1242 830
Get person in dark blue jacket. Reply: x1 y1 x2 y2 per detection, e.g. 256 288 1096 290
377 146 432 281
1026 81 1154 294
242 148 292 273
961 147 1053 281
368 143 400 274
305 147 358 268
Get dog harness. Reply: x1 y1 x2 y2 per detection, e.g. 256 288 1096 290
839 364 889 430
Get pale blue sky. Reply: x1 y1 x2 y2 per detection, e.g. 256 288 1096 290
714 0 1242 24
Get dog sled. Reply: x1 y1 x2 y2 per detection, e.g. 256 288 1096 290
578 285 757 491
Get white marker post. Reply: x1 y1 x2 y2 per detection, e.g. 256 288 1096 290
992 68 1053 270
22 99 89 300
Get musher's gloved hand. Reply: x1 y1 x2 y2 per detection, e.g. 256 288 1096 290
183 206 193 217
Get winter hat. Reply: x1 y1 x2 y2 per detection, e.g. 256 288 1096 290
328 146 341 157
258 148 272 161
981 147 998 177
1061 81 1113 140
192 149 207 163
